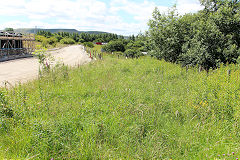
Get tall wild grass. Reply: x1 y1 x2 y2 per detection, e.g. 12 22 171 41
1 56 240 159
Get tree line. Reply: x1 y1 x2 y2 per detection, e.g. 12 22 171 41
148 0 240 70
36 29 149 58
102 33 148 58
35 30 124 47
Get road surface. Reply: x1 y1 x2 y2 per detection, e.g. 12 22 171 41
0 45 91 87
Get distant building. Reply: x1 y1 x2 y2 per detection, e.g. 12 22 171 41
94 42 108 45
95 42 103 45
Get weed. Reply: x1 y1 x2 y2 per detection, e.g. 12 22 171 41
1 56 240 159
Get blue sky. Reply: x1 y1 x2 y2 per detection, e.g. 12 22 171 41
0 0 202 35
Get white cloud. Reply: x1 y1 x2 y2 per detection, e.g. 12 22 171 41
0 0 203 35
177 0 203 14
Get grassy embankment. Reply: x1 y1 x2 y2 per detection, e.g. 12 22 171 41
1 55 240 159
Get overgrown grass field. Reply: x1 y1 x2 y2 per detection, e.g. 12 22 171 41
1 56 240 159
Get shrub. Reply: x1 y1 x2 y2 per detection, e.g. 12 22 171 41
35 35 56 48
148 1 240 70
102 40 125 52
35 35 48 43
60 38 75 44
83 42 94 48
124 49 142 58
78 39 85 43
4 28 14 32
148 7 184 62
48 37 58 45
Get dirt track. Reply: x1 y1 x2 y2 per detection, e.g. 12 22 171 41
0 45 91 87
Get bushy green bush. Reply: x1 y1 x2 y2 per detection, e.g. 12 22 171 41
78 39 85 43
4 28 14 32
148 1 240 70
148 6 184 62
35 35 48 42
126 40 147 54
35 35 58 48
102 40 125 52
124 49 142 58
83 42 94 48
48 37 58 45
60 38 76 44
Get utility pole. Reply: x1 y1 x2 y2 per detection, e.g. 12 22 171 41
34 26 37 35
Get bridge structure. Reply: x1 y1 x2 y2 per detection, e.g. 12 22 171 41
0 31 35 61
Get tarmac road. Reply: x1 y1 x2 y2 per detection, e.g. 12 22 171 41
0 45 91 87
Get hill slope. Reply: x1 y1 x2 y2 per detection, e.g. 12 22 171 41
14 28 108 34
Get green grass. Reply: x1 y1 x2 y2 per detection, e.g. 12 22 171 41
92 44 102 53
1 56 240 159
